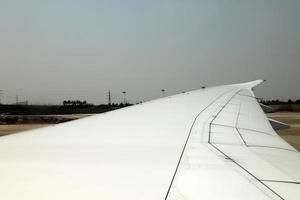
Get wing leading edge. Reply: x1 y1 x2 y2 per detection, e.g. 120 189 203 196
0 80 299 200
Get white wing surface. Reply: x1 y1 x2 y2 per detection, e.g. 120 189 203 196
0 80 299 200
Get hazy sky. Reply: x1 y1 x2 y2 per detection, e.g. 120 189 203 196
0 0 299 104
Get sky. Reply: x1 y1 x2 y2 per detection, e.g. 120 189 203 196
0 0 299 104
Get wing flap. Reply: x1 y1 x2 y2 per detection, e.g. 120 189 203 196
269 118 291 130
166 81 300 200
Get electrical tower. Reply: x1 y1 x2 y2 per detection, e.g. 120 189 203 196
122 91 126 104
0 90 3 104
108 90 111 105
161 89 165 97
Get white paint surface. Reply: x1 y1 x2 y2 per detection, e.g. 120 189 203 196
0 80 299 200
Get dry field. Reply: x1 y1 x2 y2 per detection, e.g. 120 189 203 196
0 124 50 136
0 114 91 136
267 112 300 150
0 112 299 150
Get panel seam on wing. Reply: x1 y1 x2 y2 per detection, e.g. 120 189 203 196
163 88 236 200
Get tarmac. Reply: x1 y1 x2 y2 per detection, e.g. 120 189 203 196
0 112 299 150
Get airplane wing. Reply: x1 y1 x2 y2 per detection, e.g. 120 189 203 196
0 80 299 200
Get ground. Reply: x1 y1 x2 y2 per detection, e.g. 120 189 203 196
267 112 300 150
0 112 299 150
0 124 49 136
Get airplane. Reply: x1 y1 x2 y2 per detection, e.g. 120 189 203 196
0 80 299 199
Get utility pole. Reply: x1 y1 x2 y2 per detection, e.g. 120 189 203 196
161 89 165 97
108 90 111 105
122 91 126 104
0 90 3 104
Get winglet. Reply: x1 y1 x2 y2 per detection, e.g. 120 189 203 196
234 79 265 90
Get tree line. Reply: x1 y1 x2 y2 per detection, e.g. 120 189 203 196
62 100 132 108
260 99 300 105
62 100 92 107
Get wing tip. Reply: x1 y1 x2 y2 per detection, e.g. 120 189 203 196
234 79 266 89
